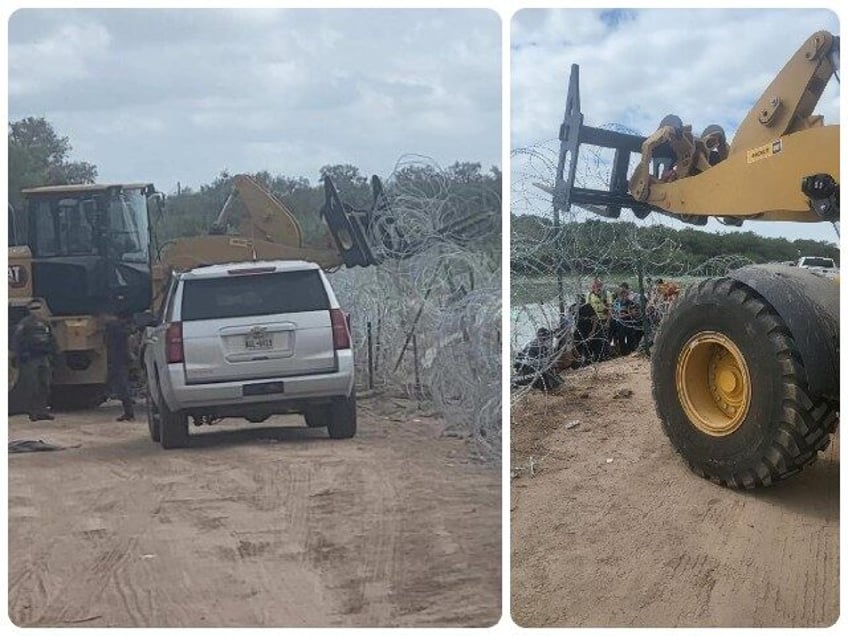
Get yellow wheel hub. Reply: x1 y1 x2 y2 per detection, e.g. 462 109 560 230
675 331 751 437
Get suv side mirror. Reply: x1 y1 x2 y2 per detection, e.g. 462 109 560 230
133 310 158 328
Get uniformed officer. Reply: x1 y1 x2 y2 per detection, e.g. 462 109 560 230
106 312 135 421
11 300 57 421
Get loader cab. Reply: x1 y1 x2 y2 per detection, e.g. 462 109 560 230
8 203 22 246
20 183 160 316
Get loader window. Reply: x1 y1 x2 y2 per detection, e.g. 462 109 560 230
59 199 96 255
32 201 59 256
8 204 25 246
30 198 97 256
108 189 149 263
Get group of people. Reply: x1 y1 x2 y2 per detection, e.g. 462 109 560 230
643 277 681 333
514 277 666 391
11 300 137 422
577 278 645 362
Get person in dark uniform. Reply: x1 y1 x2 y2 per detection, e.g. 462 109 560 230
568 294 606 363
106 313 135 421
11 300 57 421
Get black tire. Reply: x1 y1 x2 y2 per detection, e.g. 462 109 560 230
51 384 107 411
327 393 357 439
652 277 837 489
146 393 161 442
303 406 329 428
158 396 189 449
8 358 27 416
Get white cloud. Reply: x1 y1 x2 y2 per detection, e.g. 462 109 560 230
9 8 501 192
8 22 111 96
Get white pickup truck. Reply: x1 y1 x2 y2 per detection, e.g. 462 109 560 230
796 256 839 279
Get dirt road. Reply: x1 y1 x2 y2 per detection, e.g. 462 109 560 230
8 397 500 627
511 355 838 628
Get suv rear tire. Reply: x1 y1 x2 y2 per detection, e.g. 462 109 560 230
159 396 189 449
327 393 357 439
304 406 329 428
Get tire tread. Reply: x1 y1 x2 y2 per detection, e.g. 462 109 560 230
652 277 837 489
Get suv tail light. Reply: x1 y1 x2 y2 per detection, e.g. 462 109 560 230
330 309 351 350
165 322 184 363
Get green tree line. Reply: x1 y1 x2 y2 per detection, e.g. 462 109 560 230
8 117 501 259
512 215 839 275
8 117 98 237
159 161 502 252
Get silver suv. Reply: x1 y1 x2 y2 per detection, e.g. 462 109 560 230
142 260 356 448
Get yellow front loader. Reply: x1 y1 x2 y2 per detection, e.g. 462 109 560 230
548 31 839 488
8 183 163 411
5 176 392 412
9 172 491 413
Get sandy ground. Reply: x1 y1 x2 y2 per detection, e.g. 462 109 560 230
8 396 500 627
511 354 839 628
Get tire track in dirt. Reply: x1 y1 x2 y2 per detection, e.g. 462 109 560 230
45 536 139 625
512 355 838 628
344 464 399 625
8 560 50 626
8 402 500 627
300 456 399 624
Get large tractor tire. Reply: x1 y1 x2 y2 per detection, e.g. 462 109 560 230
50 384 107 411
652 277 838 489
8 357 27 416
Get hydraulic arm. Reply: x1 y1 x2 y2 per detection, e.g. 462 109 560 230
550 30 840 227
152 171 495 309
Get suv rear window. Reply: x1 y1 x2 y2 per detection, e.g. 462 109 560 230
181 270 330 321
801 257 835 268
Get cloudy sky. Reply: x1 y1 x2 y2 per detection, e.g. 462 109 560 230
511 8 840 243
8 8 501 194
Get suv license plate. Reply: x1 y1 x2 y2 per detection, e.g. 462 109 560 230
245 335 273 350
243 381 285 396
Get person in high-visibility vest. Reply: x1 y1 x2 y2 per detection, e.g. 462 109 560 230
585 278 610 361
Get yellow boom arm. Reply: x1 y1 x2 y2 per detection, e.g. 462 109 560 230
552 30 840 226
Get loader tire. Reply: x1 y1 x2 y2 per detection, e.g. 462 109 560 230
51 384 107 411
8 357 27 416
652 277 837 489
